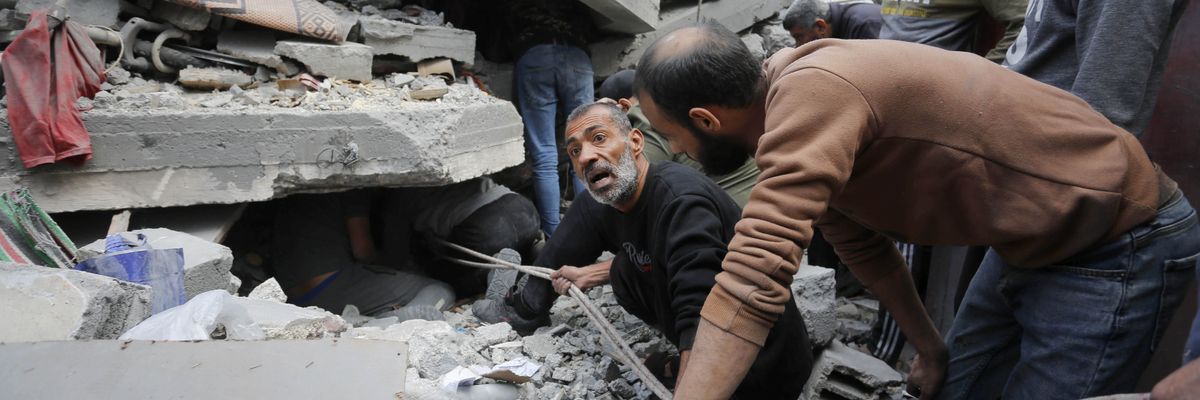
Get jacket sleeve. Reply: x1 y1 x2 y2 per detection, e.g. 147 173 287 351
658 194 729 351
1071 0 1180 134
981 0 1027 62
699 68 875 346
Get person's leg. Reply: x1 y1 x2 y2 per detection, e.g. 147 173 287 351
516 45 563 236
305 263 456 316
936 249 1022 400
1003 191 1199 398
555 45 594 198
447 194 541 296
1188 265 1200 363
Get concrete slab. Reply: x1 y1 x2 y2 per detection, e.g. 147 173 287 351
0 339 408 399
0 262 150 341
0 88 524 212
78 228 234 299
590 0 790 78
359 17 476 63
580 0 660 34
229 296 347 339
16 0 119 28
275 40 374 81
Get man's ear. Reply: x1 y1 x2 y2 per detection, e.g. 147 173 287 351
687 107 722 134
628 128 645 156
617 98 634 113
814 19 832 38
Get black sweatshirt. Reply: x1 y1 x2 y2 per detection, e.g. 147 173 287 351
516 162 812 397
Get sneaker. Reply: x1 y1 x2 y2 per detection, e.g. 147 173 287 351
471 298 546 334
485 249 521 300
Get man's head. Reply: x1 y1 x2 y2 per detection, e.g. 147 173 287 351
634 21 762 176
564 102 647 208
782 0 832 46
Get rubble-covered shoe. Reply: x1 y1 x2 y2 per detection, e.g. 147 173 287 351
472 298 546 334
485 248 521 300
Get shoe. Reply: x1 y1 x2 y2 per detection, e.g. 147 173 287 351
471 298 547 334
485 249 521 300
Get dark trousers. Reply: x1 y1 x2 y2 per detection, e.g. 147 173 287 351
427 194 541 297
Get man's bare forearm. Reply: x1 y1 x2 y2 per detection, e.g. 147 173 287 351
866 265 945 357
673 319 759 399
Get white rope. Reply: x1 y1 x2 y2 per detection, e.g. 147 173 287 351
435 238 674 400
88 25 123 74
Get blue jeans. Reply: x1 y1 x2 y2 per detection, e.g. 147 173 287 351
939 190 1200 399
515 44 594 237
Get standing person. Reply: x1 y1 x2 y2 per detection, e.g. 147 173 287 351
1003 0 1192 136
509 0 596 236
783 0 883 46
881 0 1027 63
634 23 1197 399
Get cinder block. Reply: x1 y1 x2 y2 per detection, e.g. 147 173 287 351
0 262 151 341
79 228 234 299
802 340 905 400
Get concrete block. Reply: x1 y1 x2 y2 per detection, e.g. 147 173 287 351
248 277 287 302
0 91 524 212
793 265 837 348
178 67 253 91
0 339 408 399
472 322 517 348
16 0 118 28
274 40 373 81
579 0 660 34
216 30 298 75
150 1 211 31
589 0 790 78
359 17 476 63
802 341 904 400
229 296 347 339
0 262 151 341
79 228 234 299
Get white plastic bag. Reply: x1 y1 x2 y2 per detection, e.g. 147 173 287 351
119 290 266 341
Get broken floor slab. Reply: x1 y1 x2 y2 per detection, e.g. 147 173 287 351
0 339 407 399
590 0 790 77
0 262 150 341
78 228 234 299
0 85 524 213
580 0 660 34
359 17 476 63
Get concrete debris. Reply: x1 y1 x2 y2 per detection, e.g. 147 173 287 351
756 17 796 57
579 0 660 34
803 340 905 400
359 17 476 63
0 9 26 31
105 67 132 85
836 296 879 346
79 228 234 299
230 296 347 339
793 265 838 348
150 1 212 32
248 277 287 302
16 0 119 27
228 274 242 294
742 33 767 62
216 31 300 75
178 67 254 91
274 40 374 82
0 262 150 341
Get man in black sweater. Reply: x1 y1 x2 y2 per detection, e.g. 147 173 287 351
473 102 812 398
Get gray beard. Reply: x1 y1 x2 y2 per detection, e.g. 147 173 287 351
588 147 639 206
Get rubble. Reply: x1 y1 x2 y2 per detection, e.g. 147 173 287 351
802 340 905 400
79 228 234 299
0 262 150 341
248 277 287 302
359 17 476 63
149 1 211 32
177 67 254 91
16 0 118 27
216 31 300 75
793 265 838 348
274 40 374 82
230 296 347 339
580 0 661 34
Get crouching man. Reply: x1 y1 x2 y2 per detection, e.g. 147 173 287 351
473 102 813 398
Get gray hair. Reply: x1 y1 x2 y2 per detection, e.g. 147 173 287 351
566 102 634 137
782 0 831 30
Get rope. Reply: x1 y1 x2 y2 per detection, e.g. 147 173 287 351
89 25 124 74
435 238 674 400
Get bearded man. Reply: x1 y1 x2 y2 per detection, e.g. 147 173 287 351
473 102 813 397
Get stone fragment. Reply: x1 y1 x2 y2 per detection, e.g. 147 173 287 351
742 33 767 61
473 322 517 348
358 17 476 63
608 380 637 399
802 341 904 400
793 265 837 348
579 0 659 34
217 31 300 75
274 40 373 82
179 67 254 91
17 0 118 27
227 274 241 294
105 67 132 85
79 228 234 299
229 296 347 339
522 334 559 361
248 277 286 303
0 9 26 31
0 262 151 341
150 1 211 31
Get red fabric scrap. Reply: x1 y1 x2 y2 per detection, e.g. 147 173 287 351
1 10 105 168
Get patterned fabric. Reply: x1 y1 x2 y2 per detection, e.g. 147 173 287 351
168 0 344 42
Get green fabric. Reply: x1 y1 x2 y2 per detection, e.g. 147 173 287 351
628 105 760 207
0 188 76 268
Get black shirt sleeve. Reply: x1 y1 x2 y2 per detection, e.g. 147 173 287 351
655 193 728 351
534 195 608 270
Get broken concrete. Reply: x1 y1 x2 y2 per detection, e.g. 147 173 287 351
216 31 300 75
0 85 524 212
16 0 119 28
78 228 234 299
249 277 287 302
275 40 374 82
150 1 211 31
178 67 254 91
802 340 905 400
230 296 347 339
0 339 408 399
580 0 660 34
0 262 150 341
589 0 790 77
793 265 838 348
359 17 476 63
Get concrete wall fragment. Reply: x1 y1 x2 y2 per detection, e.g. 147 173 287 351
78 228 234 299
0 262 151 341
580 0 660 34
359 17 476 63
793 265 837 348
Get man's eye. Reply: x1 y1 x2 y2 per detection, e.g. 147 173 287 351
569 147 580 157
594 134 606 143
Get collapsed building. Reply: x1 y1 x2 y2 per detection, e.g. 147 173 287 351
0 0 921 398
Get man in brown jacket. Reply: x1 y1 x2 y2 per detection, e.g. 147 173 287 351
633 22 1199 399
